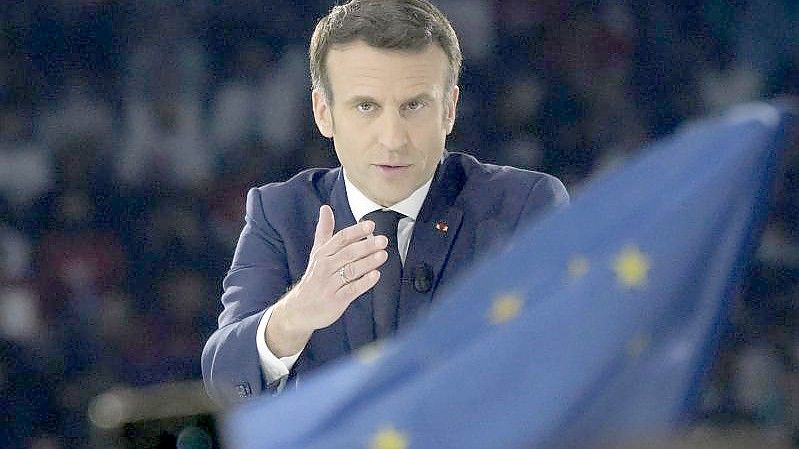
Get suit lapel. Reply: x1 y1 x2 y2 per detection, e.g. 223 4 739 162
400 158 464 325
329 171 376 352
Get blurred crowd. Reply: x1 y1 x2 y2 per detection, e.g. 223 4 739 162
0 1 798 448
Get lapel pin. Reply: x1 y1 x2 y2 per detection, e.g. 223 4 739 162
435 221 448 233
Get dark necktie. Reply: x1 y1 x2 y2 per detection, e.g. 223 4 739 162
363 210 404 339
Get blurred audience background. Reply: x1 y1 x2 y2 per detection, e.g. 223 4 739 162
0 1 797 448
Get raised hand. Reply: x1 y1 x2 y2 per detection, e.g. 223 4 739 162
266 205 389 357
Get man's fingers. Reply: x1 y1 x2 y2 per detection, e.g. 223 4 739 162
332 234 388 267
337 270 381 303
312 205 335 250
337 248 388 286
322 219 376 257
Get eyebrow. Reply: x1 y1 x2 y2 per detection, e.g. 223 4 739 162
345 95 379 107
407 93 436 104
344 92 436 107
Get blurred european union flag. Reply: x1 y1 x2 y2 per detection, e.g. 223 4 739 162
224 102 793 449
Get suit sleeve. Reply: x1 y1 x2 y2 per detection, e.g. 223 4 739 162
519 173 570 222
202 187 293 406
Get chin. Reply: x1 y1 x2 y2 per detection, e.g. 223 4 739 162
377 193 407 207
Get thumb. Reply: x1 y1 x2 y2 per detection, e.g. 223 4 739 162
312 205 335 250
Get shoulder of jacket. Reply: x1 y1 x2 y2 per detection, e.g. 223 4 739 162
445 151 560 188
253 167 340 202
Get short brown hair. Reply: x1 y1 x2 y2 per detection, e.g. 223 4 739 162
309 0 462 103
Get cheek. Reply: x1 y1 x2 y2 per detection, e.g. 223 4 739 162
415 111 446 136
334 133 369 165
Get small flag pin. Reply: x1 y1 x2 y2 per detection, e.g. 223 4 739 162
435 221 448 233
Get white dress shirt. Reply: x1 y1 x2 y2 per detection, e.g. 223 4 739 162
255 171 433 389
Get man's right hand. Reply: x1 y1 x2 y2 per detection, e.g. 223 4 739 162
266 205 389 357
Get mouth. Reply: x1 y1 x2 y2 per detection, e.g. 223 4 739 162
373 164 411 175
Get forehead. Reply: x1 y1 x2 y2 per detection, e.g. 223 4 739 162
325 41 449 99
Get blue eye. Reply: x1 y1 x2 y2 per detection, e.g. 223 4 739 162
406 100 425 111
357 102 375 113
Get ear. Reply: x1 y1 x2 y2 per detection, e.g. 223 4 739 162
312 88 334 138
444 85 460 135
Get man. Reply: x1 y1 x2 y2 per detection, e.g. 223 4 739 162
202 0 569 407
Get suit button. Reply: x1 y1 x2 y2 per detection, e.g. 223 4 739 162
412 264 433 293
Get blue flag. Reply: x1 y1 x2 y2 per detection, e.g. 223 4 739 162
224 103 792 449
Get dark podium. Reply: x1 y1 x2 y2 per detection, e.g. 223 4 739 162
89 380 222 449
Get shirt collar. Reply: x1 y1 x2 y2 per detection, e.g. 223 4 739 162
343 170 432 222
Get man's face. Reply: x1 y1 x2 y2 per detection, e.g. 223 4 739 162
312 41 459 207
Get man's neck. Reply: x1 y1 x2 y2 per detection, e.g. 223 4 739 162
342 171 433 222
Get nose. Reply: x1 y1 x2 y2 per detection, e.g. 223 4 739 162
377 110 408 151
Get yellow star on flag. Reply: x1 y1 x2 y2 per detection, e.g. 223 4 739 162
613 245 650 288
356 341 384 365
370 426 409 449
626 334 651 358
567 255 590 279
488 294 524 324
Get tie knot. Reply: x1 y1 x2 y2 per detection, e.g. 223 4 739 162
363 210 404 238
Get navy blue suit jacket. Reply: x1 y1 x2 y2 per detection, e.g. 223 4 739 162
202 152 568 406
